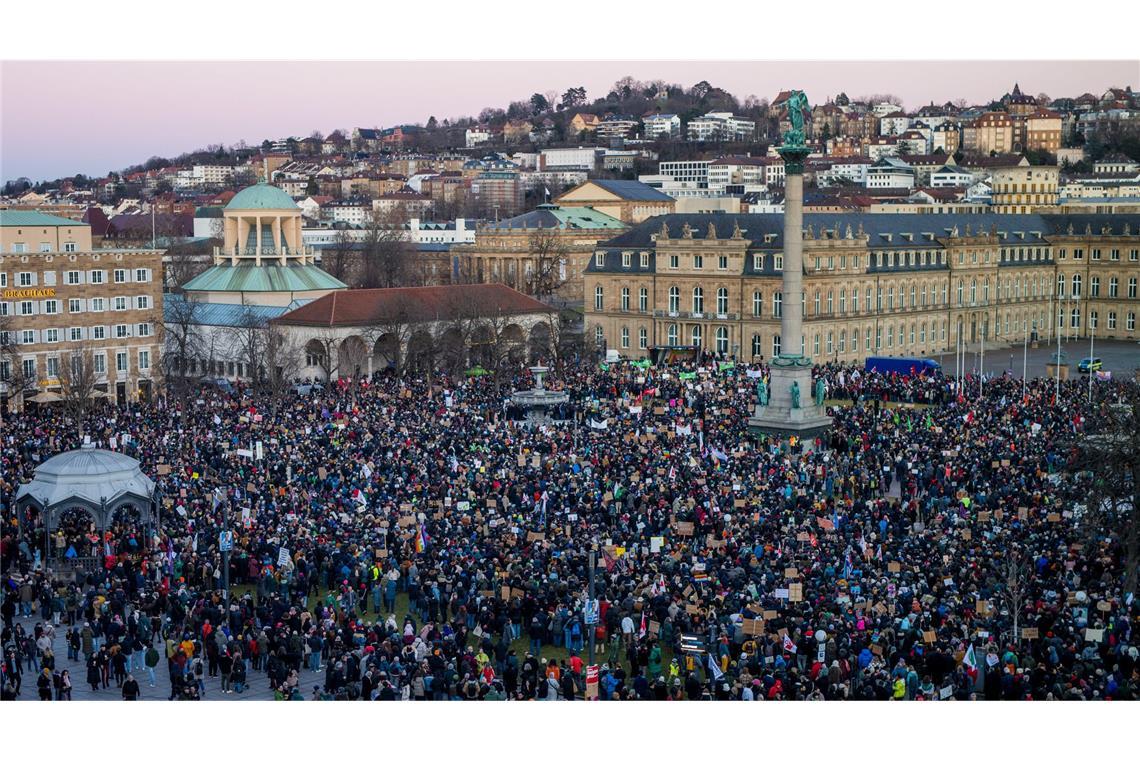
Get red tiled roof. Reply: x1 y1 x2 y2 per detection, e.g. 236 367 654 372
274 283 555 328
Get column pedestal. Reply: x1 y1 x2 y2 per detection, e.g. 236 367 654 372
747 360 833 450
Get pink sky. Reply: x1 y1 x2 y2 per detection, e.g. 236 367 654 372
2 60 1135 181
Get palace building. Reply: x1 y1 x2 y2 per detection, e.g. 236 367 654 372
583 213 1140 361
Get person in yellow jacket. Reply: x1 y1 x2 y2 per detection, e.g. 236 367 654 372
668 658 681 682
892 676 906 700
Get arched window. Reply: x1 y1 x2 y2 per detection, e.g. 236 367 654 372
638 327 648 349
983 278 990 304
715 326 728 354
620 287 630 311
1057 273 1065 297
668 286 680 312
826 331 833 354
921 285 927 307
594 325 604 346
716 287 729 316
910 285 916 308
773 292 783 317
752 291 762 317
970 278 977 305
594 286 604 310
692 286 704 314
957 281 964 305
865 328 873 351
751 334 762 358
772 334 782 357
1089 310 1098 330
1072 274 1082 298
838 329 846 353
1071 308 1080 328
920 322 926 343
667 323 678 346
1109 277 1119 297
691 324 702 347
813 333 820 356
886 286 894 310
839 289 847 314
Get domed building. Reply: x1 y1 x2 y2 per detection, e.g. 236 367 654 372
180 180 347 307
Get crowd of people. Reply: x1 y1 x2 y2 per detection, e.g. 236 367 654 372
1 354 1136 701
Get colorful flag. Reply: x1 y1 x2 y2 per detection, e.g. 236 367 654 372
783 633 797 654
963 643 978 678
415 524 428 553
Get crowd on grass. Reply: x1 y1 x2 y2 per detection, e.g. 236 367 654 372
1 355 1137 701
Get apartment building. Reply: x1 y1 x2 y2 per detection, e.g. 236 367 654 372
990 165 1060 214
686 112 756 142
658 161 712 187
642 114 681 140
1 210 164 409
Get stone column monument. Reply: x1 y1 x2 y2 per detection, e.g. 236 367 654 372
748 90 833 450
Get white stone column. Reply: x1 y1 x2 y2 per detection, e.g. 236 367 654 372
255 216 262 266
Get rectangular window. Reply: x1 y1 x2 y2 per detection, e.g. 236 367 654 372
38 243 51 253
595 252 605 267
138 350 150 371
18 272 33 287
114 269 128 283
90 270 104 284
137 323 151 337
22 358 36 378
92 326 106 340
43 271 57 286
64 242 77 253
0 273 6 288
69 298 82 313
67 271 82 285
46 356 59 377
774 255 783 271
718 255 728 270
12 244 27 254
115 324 130 338
20 301 34 316
113 296 127 311
94 354 106 374
116 352 128 372
44 300 58 315
21 329 35 344
669 254 679 269
69 327 83 341
639 252 649 268
91 298 105 312
136 295 150 310
693 255 703 269
621 252 631 268
45 328 59 343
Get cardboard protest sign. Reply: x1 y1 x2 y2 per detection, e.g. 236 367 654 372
762 610 778 620
788 583 803 602
1096 601 1112 612
888 562 901 573
784 567 799 579
1021 627 1039 640
156 464 171 475
741 618 765 636
923 630 937 643
1085 628 1104 643
674 522 694 536
526 531 545 542
1047 513 1061 522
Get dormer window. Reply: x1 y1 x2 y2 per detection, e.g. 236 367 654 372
622 252 631 268
595 251 605 267
640 251 649 267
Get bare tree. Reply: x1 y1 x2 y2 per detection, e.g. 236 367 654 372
526 227 568 299
263 323 303 398
227 307 271 389
58 345 100 433
1 314 35 411
1070 388 1140 594
360 207 413 289
161 296 203 395
995 551 1032 643
323 227 357 285
306 328 341 382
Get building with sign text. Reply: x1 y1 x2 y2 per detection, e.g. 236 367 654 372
1 210 165 410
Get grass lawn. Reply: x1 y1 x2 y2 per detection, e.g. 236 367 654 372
231 584 633 671
828 398 932 410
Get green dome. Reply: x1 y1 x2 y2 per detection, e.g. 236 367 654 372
226 182 299 211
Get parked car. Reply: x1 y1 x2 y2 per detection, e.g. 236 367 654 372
1077 357 1103 373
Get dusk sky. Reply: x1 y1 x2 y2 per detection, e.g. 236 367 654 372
2 60 1136 181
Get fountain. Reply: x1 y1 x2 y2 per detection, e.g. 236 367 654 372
509 366 571 427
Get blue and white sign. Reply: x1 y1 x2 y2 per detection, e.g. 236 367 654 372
219 530 234 552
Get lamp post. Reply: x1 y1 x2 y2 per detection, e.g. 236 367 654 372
1022 321 1029 399
1088 320 1095 404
